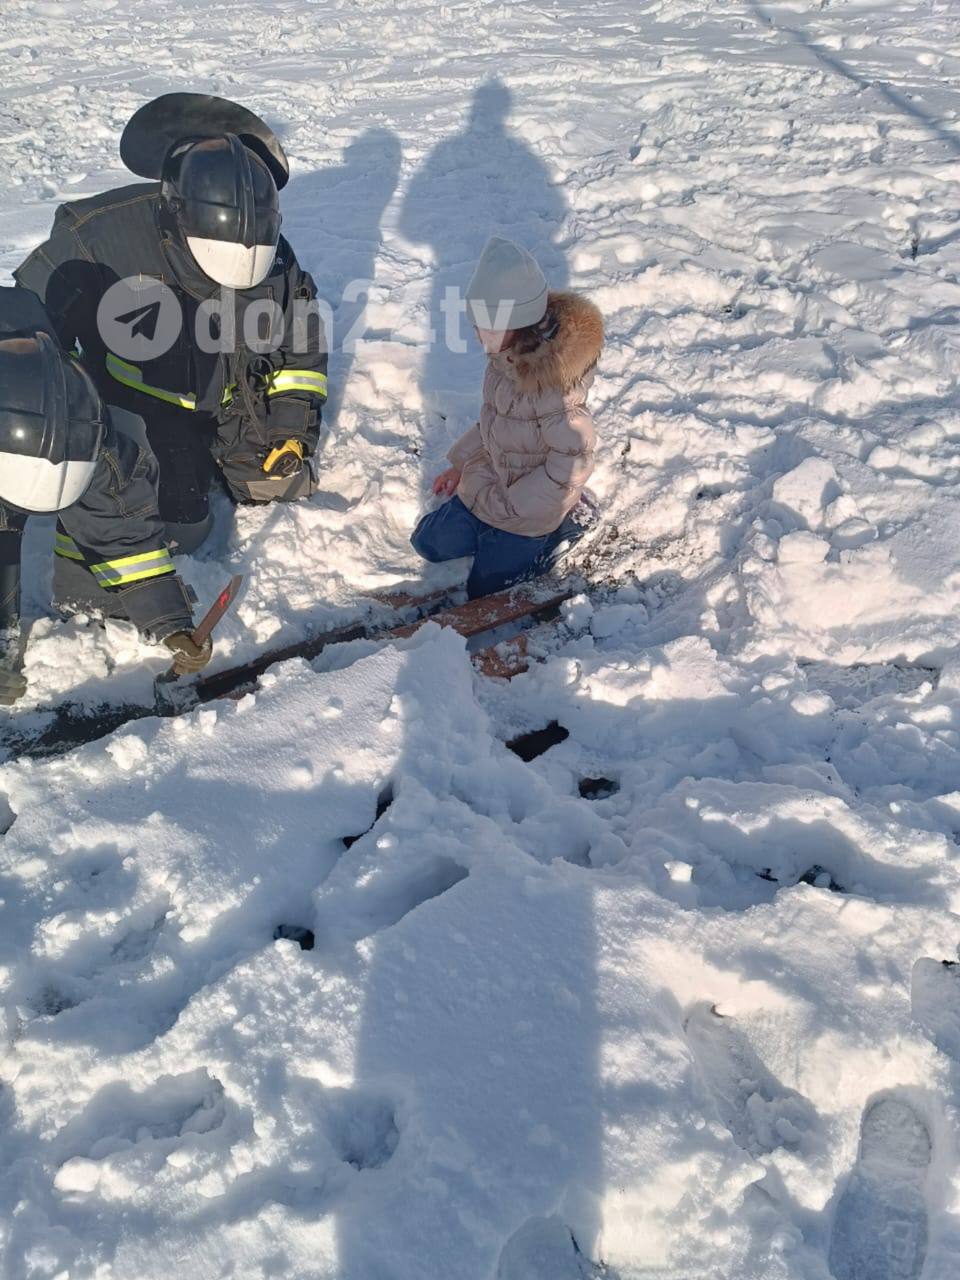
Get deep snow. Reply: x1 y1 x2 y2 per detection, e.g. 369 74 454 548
2 0 960 1277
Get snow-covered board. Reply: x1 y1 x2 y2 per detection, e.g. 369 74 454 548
0 580 574 760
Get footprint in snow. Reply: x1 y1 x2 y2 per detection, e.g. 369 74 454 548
684 1002 818 1157
22 904 169 1024
323 1088 399 1171
64 845 136 898
497 1216 614 1279
911 957 960 1062
827 1096 931 1280
31 983 83 1018
109 907 169 963
54 1069 226 1193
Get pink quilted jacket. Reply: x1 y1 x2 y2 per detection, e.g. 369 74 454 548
447 290 603 537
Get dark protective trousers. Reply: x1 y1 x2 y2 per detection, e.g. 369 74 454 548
0 516 25 631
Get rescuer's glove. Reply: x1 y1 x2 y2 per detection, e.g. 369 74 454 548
163 631 213 676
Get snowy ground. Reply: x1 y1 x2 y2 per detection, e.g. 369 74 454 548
3 0 960 1276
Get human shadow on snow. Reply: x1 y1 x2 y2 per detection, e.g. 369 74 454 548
282 127 403 436
397 78 570 487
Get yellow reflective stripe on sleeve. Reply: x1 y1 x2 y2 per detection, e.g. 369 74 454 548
265 369 328 398
54 533 84 561
105 354 197 410
220 370 327 408
89 548 175 587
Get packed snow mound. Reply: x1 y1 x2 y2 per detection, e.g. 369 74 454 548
3 619 960 1278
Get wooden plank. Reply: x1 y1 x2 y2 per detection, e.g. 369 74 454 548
363 585 452 610
389 583 573 641
472 634 530 679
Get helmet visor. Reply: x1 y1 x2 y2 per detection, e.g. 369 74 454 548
179 198 281 249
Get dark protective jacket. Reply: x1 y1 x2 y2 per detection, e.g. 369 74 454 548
0 287 194 640
14 182 328 521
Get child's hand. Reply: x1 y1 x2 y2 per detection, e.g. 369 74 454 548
433 467 461 498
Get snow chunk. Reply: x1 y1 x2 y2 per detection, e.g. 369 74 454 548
776 532 830 565
105 735 149 772
772 457 841 528
54 1158 100 1195
590 602 648 639
643 636 735 702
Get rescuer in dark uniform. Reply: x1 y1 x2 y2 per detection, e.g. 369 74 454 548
0 287 211 706
14 93 329 613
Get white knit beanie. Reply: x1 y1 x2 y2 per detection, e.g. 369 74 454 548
465 237 549 331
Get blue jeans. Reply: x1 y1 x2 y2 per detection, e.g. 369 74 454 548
411 496 583 599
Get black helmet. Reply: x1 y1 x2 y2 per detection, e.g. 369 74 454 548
0 332 104 513
160 133 282 289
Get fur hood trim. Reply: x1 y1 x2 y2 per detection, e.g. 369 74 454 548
502 290 603 394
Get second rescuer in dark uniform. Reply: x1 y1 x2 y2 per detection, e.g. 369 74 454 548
0 287 211 705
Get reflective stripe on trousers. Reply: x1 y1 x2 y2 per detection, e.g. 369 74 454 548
55 534 176 587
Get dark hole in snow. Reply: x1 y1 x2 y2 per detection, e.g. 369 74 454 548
799 864 845 893
0 794 14 836
756 865 846 893
274 925 315 951
343 781 395 849
578 776 619 800
506 721 569 762
696 483 733 501
375 783 394 821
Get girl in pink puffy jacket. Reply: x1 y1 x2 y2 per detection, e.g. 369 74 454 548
411 237 603 599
